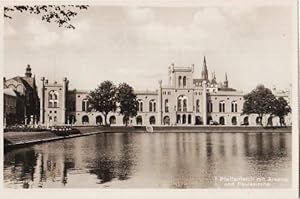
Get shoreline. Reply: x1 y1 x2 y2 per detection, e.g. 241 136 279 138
4 126 291 150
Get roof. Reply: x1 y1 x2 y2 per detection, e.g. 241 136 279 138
135 90 158 95
4 88 17 97
218 87 237 92
11 76 35 90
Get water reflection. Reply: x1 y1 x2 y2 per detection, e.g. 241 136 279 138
4 132 291 188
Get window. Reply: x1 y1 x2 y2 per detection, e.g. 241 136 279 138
196 99 200 112
183 99 187 112
165 99 169 113
207 101 213 113
149 99 156 112
183 76 187 87
48 90 59 108
231 101 238 112
82 99 89 112
177 95 188 112
178 76 182 87
219 101 225 112
137 100 143 112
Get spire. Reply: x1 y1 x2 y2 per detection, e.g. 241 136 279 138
211 71 217 84
25 64 32 78
201 56 208 81
224 72 228 88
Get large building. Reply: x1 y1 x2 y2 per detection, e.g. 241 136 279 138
39 57 292 127
3 65 40 127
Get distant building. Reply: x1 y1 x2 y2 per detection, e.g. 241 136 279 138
40 57 292 126
4 65 40 126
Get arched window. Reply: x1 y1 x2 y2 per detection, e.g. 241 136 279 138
82 99 89 112
231 101 238 112
165 99 169 112
178 76 182 87
109 116 116 125
137 100 143 112
176 114 181 124
219 116 225 125
243 116 249 125
188 114 192 124
96 116 103 125
195 116 202 125
177 95 188 112
196 99 200 112
82 115 89 124
219 101 225 112
182 114 186 124
232 116 237 125
207 101 213 113
136 116 143 125
149 116 156 125
48 90 59 108
256 117 262 125
183 76 187 87
163 116 170 125
183 99 187 112
177 98 182 112
149 99 156 112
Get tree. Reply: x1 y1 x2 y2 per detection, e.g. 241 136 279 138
88 81 117 126
242 85 277 126
116 83 138 126
4 5 88 29
272 97 291 126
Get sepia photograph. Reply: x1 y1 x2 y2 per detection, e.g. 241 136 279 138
1 0 298 197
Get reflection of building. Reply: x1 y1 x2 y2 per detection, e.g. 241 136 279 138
40 57 291 126
3 65 40 126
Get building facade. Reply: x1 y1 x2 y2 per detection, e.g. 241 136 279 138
3 65 40 126
40 57 292 127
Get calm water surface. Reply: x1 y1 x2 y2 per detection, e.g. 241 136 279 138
4 132 291 188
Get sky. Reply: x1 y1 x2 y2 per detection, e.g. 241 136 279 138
3 3 297 93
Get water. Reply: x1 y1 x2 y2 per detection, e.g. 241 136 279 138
4 132 291 189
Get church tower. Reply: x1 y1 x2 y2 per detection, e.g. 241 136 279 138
224 73 229 88
201 56 208 81
25 64 32 78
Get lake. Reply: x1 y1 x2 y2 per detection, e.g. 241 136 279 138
4 132 291 188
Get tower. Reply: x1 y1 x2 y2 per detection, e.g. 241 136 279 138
201 56 208 81
25 64 32 77
224 73 228 88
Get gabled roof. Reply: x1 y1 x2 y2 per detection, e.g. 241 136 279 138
4 88 17 97
11 76 35 90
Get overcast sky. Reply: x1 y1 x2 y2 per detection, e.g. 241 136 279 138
3 3 297 92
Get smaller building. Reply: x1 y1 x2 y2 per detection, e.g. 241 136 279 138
3 65 40 126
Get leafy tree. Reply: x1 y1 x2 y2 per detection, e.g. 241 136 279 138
116 83 138 126
242 85 277 126
272 97 291 126
88 81 117 126
4 5 88 29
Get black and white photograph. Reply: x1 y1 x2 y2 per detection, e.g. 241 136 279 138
1 0 299 197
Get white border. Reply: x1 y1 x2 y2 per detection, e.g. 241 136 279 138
0 0 298 198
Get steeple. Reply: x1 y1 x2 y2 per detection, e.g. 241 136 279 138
211 71 217 84
25 64 32 78
224 72 228 88
201 56 208 81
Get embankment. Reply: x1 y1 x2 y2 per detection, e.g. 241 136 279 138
4 126 291 150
